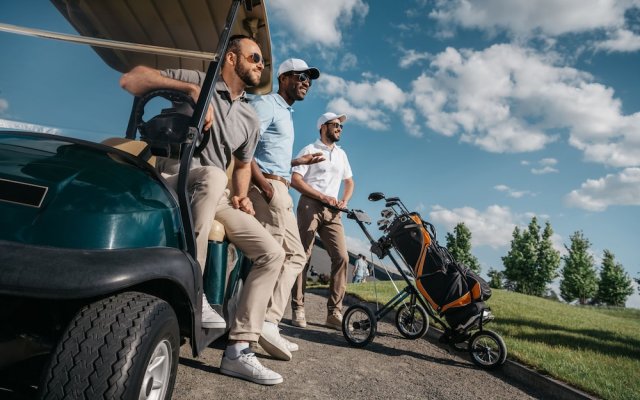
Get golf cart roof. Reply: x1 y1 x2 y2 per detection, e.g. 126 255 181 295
51 0 273 94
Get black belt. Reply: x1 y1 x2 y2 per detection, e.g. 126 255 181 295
263 173 290 188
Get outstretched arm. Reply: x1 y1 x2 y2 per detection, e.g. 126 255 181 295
119 65 213 130
291 152 325 167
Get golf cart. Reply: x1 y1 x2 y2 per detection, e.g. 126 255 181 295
0 0 272 398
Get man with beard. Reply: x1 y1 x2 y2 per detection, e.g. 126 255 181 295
120 35 286 385
248 59 322 359
290 112 355 330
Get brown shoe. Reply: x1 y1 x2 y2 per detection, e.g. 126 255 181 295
325 311 343 330
292 308 307 328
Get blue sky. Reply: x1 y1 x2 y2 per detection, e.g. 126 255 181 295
1 1 639 306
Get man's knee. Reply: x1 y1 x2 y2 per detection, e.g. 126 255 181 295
254 245 286 270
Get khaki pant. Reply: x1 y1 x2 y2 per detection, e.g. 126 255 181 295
249 179 306 324
163 166 228 272
293 195 349 313
164 165 283 342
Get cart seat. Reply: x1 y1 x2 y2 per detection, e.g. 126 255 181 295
208 220 226 242
101 137 156 167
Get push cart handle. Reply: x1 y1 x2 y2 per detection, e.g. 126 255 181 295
320 202 372 225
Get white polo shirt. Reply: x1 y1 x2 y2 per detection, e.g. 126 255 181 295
292 140 353 198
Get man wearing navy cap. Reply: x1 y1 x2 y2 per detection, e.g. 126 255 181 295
248 58 323 360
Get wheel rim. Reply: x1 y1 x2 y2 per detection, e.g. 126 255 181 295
345 308 372 343
470 335 500 366
399 306 425 335
139 339 172 400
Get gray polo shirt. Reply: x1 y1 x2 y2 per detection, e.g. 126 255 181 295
160 69 260 171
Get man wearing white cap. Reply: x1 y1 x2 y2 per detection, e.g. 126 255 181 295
248 58 323 360
291 112 354 330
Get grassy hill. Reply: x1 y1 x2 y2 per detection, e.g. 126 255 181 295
344 281 640 400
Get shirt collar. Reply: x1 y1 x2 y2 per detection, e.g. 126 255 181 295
274 93 293 111
216 80 248 102
314 139 340 151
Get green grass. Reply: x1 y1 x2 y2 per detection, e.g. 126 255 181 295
343 281 640 400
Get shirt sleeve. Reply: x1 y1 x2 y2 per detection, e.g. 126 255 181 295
291 145 313 177
249 96 275 136
342 151 353 180
160 69 205 86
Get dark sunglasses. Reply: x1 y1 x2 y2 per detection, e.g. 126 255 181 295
243 52 264 65
288 72 312 85
324 122 343 129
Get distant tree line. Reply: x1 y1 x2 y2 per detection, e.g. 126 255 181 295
445 218 635 307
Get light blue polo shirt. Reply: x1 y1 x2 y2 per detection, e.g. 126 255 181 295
250 93 295 180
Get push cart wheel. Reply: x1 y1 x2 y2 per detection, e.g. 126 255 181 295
468 330 507 369
342 304 377 347
395 303 429 339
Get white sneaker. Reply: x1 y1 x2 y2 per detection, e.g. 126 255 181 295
279 330 299 352
259 322 292 361
220 348 283 385
201 294 225 329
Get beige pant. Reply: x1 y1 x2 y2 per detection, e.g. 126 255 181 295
163 166 228 272
249 179 306 324
164 165 283 342
293 195 349 313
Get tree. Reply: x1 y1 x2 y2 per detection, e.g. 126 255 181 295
635 274 640 291
560 231 598 305
595 250 634 306
445 222 481 273
502 217 560 296
487 268 504 289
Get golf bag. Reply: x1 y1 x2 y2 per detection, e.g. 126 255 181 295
386 213 491 329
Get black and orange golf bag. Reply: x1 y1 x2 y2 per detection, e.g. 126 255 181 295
386 213 491 330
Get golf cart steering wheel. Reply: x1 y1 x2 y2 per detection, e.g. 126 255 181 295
133 89 210 158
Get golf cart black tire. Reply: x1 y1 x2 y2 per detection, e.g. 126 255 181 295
38 292 180 400
467 330 507 370
395 303 429 340
342 304 377 348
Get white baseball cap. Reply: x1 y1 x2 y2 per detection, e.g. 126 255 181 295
317 112 347 130
277 58 320 79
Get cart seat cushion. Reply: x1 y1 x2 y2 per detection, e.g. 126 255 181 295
208 219 226 241
101 137 156 167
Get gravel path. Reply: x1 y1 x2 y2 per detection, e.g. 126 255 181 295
173 289 545 400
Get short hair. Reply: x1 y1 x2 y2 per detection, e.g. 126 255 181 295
225 34 258 56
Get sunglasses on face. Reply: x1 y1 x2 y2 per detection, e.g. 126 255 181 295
242 52 264 65
324 122 343 129
288 72 312 85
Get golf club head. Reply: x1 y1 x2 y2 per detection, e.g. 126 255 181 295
381 208 394 219
368 192 385 202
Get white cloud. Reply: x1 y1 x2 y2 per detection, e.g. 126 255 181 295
326 97 389 130
407 44 640 165
429 204 519 248
318 73 407 130
0 118 61 134
399 49 431 69
531 157 559 174
0 98 8 113
494 184 533 198
338 53 358 71
531 166 559 175
565 167 640 211
597 28 640 52
269 0 369 47
429 0 638 38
